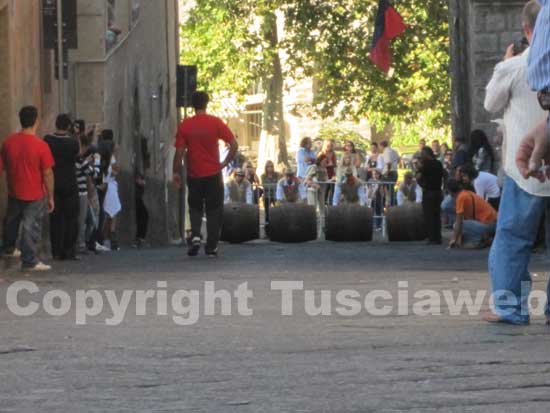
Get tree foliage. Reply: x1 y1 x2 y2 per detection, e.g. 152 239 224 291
317 123 371 152
180 0 451 144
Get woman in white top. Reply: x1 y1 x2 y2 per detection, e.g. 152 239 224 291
103 150 122 250
336 153 358 182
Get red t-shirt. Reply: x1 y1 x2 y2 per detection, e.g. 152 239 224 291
0 132 55 201
175 113 234 178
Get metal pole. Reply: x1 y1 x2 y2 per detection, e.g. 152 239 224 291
56 0 64 112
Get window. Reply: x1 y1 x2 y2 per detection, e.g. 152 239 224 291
158 84 164 118
133 86 140 132
245 111 262 144
107 0 116 26
131 0 140 25
166 77 170 119
249 81 264 95
106 0 122 52
117 99 124 145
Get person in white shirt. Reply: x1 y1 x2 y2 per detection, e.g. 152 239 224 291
379 140 400 172
460 164 501 209
397 172 423 206
224 168 253 205
296 137 316 180
379 140 400 205
365 142 385 180
332 168 366 206
276 169 307 203
483 0 550 325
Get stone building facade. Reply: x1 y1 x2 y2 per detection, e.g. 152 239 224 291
0 0 60 240
1 0 180 246
449 0 525 139
67 0 180 244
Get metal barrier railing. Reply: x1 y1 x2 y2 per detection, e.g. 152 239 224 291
228 181 403 239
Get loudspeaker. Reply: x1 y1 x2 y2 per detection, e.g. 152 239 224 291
176 65 198 108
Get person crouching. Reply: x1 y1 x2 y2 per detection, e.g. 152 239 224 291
276 169 306 203
225 168 253 205
332 167 366 206
447 179 498 249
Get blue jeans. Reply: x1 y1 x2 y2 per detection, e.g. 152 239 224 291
489 176 550 324
462 220 496 244
441 194 456 225
2 197 45 265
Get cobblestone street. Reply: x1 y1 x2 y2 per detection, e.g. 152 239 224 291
1 242 550 412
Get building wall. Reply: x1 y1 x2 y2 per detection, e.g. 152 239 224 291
69 0 108 125
102 0 179 244
0 6 10 142
0 0 59 243
0 5 10 228
449 0 524 139
64 0 179 244
1 0 179 246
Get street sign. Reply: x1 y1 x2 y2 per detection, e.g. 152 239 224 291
42 0 78 50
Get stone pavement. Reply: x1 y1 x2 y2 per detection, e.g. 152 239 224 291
1 241 550 412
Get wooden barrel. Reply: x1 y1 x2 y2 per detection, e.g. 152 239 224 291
220 203 260 243
386 203 427 242
325 205 373 242
269 204 318 243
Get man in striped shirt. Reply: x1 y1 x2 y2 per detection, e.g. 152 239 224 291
528 0 550 91
75 134 96 253
517 0 550 178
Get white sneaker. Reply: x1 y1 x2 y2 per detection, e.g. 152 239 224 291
95 242 111 252
4 249 21 258
22 262 51 272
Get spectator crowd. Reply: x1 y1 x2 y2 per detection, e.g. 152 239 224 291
0 107 148 271
222 131 502 245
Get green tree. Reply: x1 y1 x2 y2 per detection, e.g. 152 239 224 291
180 0 450 162
284 0 450 142
181 0 289 165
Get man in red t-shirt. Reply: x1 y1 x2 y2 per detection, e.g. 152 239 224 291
0 106 55 271
173 91 238 257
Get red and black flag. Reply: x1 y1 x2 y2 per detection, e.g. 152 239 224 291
369 0 406 73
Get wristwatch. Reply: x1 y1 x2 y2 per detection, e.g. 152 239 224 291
537 89 550 111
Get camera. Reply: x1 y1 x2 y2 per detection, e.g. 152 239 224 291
512 36 529 56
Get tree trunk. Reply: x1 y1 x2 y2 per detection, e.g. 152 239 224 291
257 11 288 172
